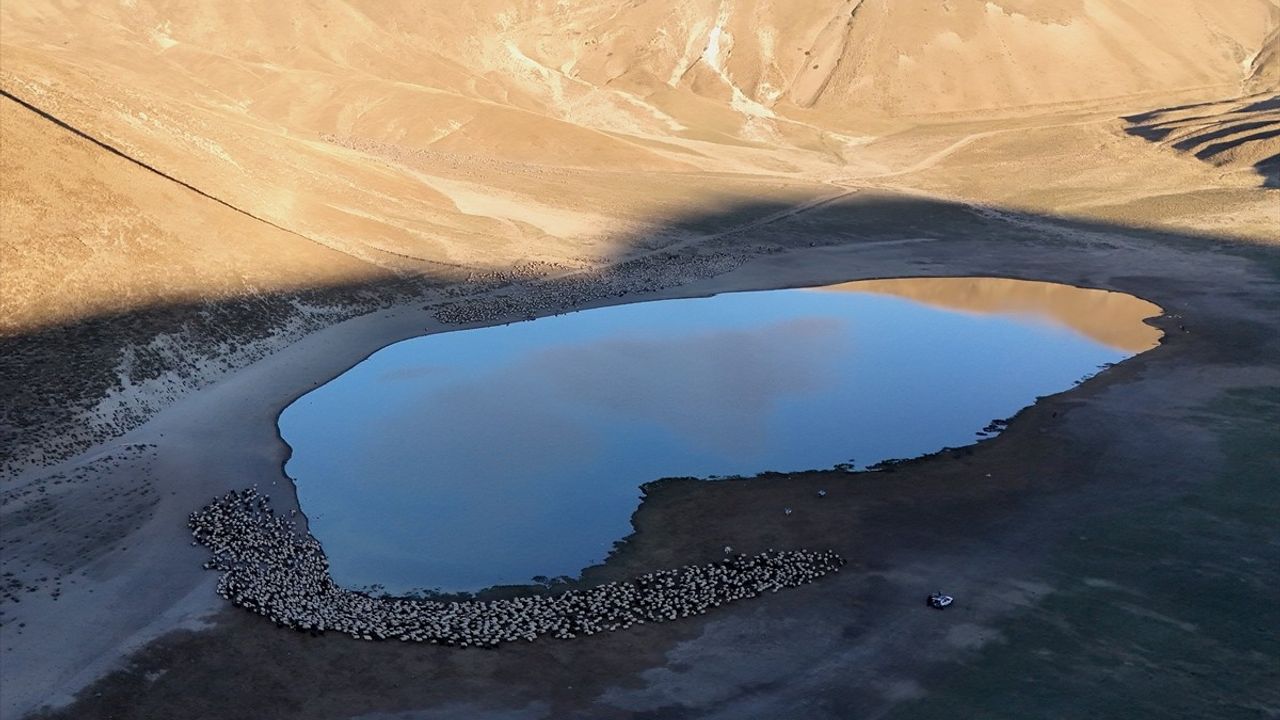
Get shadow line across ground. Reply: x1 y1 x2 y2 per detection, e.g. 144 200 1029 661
3 190 1279 720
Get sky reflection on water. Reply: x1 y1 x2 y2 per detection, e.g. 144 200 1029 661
281 283 1144 593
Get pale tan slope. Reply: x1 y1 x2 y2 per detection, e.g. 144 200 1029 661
0 0 849 281
857 112 1280 240
0 42 672 272
1245 23 1280 96
0 79 832 337
4 0 1273 176
0 96 384 335
3 0 1273 208
0 2 715 282
555 0 1275 119
1114 22 1280 188
2 0 1277 343
788 0 1273 117
1124 94 1280 187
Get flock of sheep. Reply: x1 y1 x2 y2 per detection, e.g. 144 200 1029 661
190 488 844 648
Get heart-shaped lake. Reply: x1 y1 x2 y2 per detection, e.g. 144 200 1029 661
280 277 1161 595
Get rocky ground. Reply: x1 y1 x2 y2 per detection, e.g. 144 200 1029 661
2 4 1277 716
3 192 1278 719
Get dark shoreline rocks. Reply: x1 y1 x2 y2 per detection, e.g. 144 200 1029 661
189 488 845 648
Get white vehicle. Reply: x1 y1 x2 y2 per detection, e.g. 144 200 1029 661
927 592 954 609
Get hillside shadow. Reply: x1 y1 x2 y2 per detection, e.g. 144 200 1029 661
1121 92 1280 187
4 188 1278 474
1260 153 1280 188
4 181 1280 720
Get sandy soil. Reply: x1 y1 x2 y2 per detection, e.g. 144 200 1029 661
2 2 1279 718
4 192 1279 719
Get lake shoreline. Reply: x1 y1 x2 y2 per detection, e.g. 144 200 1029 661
7 212 1277 719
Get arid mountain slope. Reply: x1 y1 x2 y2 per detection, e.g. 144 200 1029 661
0 97 386 333
3 1 1274 279
2 5 1280 718
2 0 1277 469
1125 94 1280 187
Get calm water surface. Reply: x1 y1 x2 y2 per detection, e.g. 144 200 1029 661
281 280 1157 594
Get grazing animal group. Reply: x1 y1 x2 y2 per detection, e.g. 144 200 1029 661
190 488 845 648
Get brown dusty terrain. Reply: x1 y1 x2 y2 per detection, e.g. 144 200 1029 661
2 2 1279 719
7 202 1279 720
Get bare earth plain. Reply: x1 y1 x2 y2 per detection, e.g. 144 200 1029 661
2 2 1279 719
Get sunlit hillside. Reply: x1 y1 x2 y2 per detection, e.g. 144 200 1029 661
3 0 1276 335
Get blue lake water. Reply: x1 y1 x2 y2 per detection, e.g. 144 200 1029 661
281 281 1155 594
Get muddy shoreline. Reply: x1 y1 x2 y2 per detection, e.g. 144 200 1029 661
4 198 1279 719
